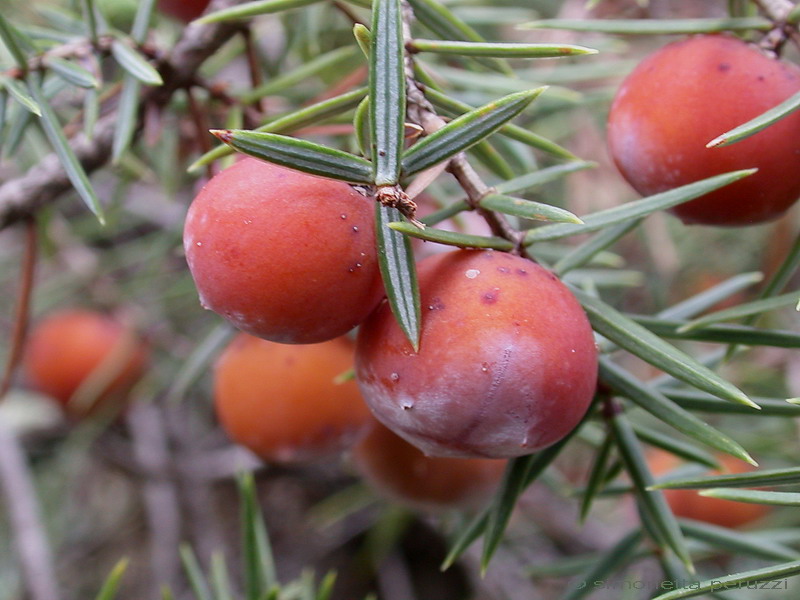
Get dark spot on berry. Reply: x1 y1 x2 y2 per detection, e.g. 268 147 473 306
482 288 500 304
718 62 731 72
427 297 446 311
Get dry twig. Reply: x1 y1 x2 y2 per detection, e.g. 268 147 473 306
0 420 59 600
0 0 250 231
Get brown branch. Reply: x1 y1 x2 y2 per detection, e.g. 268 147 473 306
754 0 800 52
0 115 119 231
446 157 524 252
0 0 250 231
401 1 524 251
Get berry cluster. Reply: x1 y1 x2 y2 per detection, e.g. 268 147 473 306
179 158 598 508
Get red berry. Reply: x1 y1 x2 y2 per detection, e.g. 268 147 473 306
183 158 383 344
607 34 800 226
356 249 598 459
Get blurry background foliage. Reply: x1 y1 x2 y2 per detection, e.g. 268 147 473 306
0 0 799 599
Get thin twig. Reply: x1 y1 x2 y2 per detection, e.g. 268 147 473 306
241 26 265 112
400 1 523 251
2 36 114 80
757 0 793 19
754 0 800 52
333 0 366 26
0 217 37 399
127 402 183 597
166 406 228 569
186 88 216 180
446 157 524 252
0 420 59 600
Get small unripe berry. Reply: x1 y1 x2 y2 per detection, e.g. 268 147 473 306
22 310 148 417
184 158 383 344
607 34 800 226
356 249 598 459
214 333 372 463
353 419 506 511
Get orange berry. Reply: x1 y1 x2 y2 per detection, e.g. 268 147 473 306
22 310 148 417
214 333 372 463
649 450 770 528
